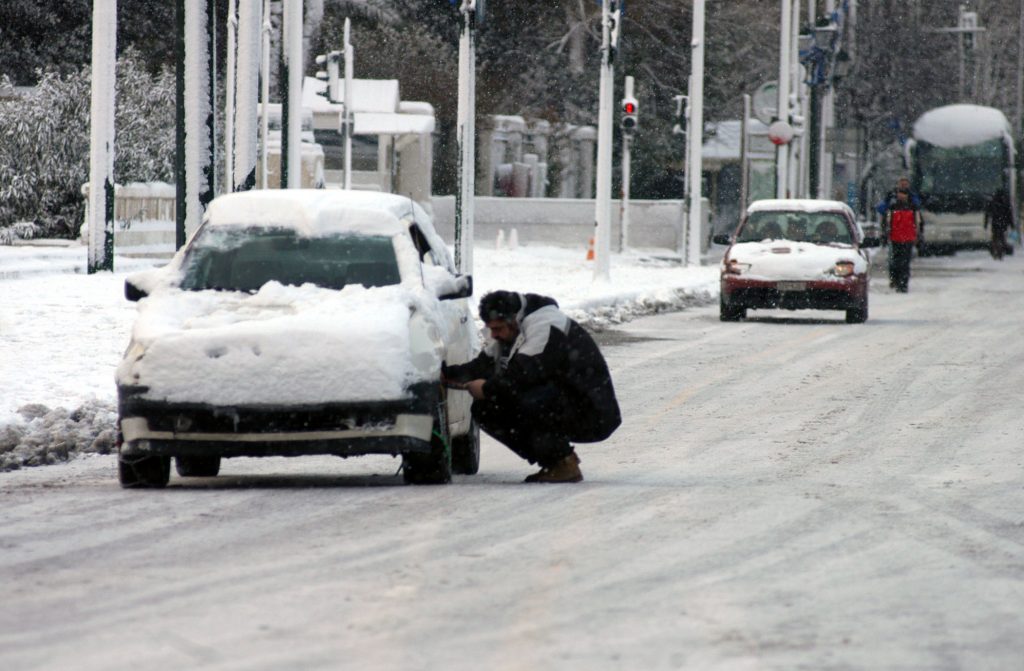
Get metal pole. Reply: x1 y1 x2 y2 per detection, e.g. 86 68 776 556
282 0 302 189
260 0 271 189
777 0 792 198
740 93 751 210
1017 0 1023 139
343 18 354 190
455 0 476 274
234 0 261 192
619 75 634 253
225 0 237 193
959 5 966 101
789 0 802 198
177 0 215 244
679 79 692 259
687 0 705 267
809 85 821 198
88 0 116 273
175 0 186 247
593 0 617 281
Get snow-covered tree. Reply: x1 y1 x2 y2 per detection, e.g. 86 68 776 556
0 49 175 238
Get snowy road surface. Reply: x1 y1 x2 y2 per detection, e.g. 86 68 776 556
3 251 1024 670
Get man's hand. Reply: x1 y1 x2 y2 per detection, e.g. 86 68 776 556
464 379 487 400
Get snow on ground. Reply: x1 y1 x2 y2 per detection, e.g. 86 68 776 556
0 241 718 471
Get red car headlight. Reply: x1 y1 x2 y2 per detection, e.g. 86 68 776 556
832 261 855 277
724 259 751 275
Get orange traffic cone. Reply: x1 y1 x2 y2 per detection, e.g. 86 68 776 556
586 237 595 261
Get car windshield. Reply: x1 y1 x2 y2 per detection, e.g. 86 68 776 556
737 211 853 245
179 226 401 292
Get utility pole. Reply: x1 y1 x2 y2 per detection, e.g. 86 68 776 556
88 0 116 273
687 0 705 267
593 0 620 282
234 0 261 192
1017 0 1023 139
343 18 354 190
455 0 478 274
260 0 271 189
281 0 302 188
777 0 792 198
175 0 217 247
225 0 237 193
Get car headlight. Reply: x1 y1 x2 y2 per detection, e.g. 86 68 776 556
831 261 855 277
723 259 751 275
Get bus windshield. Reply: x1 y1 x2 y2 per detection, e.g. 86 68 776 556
914 139 1006 211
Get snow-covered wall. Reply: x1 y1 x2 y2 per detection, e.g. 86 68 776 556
432 196 702 251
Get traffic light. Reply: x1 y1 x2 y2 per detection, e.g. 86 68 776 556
314 51 341 102
672 94 688 136
621 96 638 132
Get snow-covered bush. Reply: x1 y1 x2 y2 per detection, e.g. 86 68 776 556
0 48 175 239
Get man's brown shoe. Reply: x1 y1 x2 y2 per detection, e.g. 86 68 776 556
524 452 583 483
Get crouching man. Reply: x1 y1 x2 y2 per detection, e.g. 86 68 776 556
444 291 621 483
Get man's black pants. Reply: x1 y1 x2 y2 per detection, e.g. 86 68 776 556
471 384 581 468
889 241 913 292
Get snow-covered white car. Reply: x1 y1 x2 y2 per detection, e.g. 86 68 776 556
116 190 478 488
713 199 881 323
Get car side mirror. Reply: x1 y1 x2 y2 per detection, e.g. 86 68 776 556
125 279 148 302
438 274 473 301
860 236 881 249
712 233 732 246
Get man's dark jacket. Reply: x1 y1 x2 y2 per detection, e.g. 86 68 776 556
446 293 621 442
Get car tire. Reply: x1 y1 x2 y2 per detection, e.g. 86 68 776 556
175 455 221 477
118 448 171 489
451 420 480 475
402 401 452 485
846 300 868 324
719 295 745 322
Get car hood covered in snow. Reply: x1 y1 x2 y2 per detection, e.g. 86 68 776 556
117 282 442 406
726 241 866 281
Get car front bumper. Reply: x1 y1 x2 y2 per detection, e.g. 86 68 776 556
722 275 867 311
118 382 438 458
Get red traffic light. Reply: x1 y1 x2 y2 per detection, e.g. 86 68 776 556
623 101 637 114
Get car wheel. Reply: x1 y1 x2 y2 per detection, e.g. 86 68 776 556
846 300 868 324
175 455 221 477
402 400 452 485
451 420 480 475
719 295 745 322
118 448 171 489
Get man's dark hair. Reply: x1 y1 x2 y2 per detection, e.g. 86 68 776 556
478 291 521 323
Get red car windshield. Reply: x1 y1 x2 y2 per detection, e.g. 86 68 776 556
738 211 853 245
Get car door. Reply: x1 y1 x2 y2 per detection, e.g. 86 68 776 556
408 222 475 433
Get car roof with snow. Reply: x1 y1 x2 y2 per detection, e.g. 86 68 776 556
746 199 854 218
204 189 433 239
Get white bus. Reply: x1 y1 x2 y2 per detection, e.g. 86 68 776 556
907 104 1016 255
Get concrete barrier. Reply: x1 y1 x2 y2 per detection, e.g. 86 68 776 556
81 182 177 258
431 195 709 252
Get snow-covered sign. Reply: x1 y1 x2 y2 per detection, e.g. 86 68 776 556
912 104 1012 149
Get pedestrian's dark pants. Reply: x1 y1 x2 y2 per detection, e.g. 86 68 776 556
991 225 1008 260
889 241 913 292
471 384 579 467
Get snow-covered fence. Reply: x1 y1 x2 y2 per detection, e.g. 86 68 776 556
80 182 176 258
431 196 709 252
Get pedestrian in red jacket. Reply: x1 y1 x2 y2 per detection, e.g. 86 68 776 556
886 189 920 293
